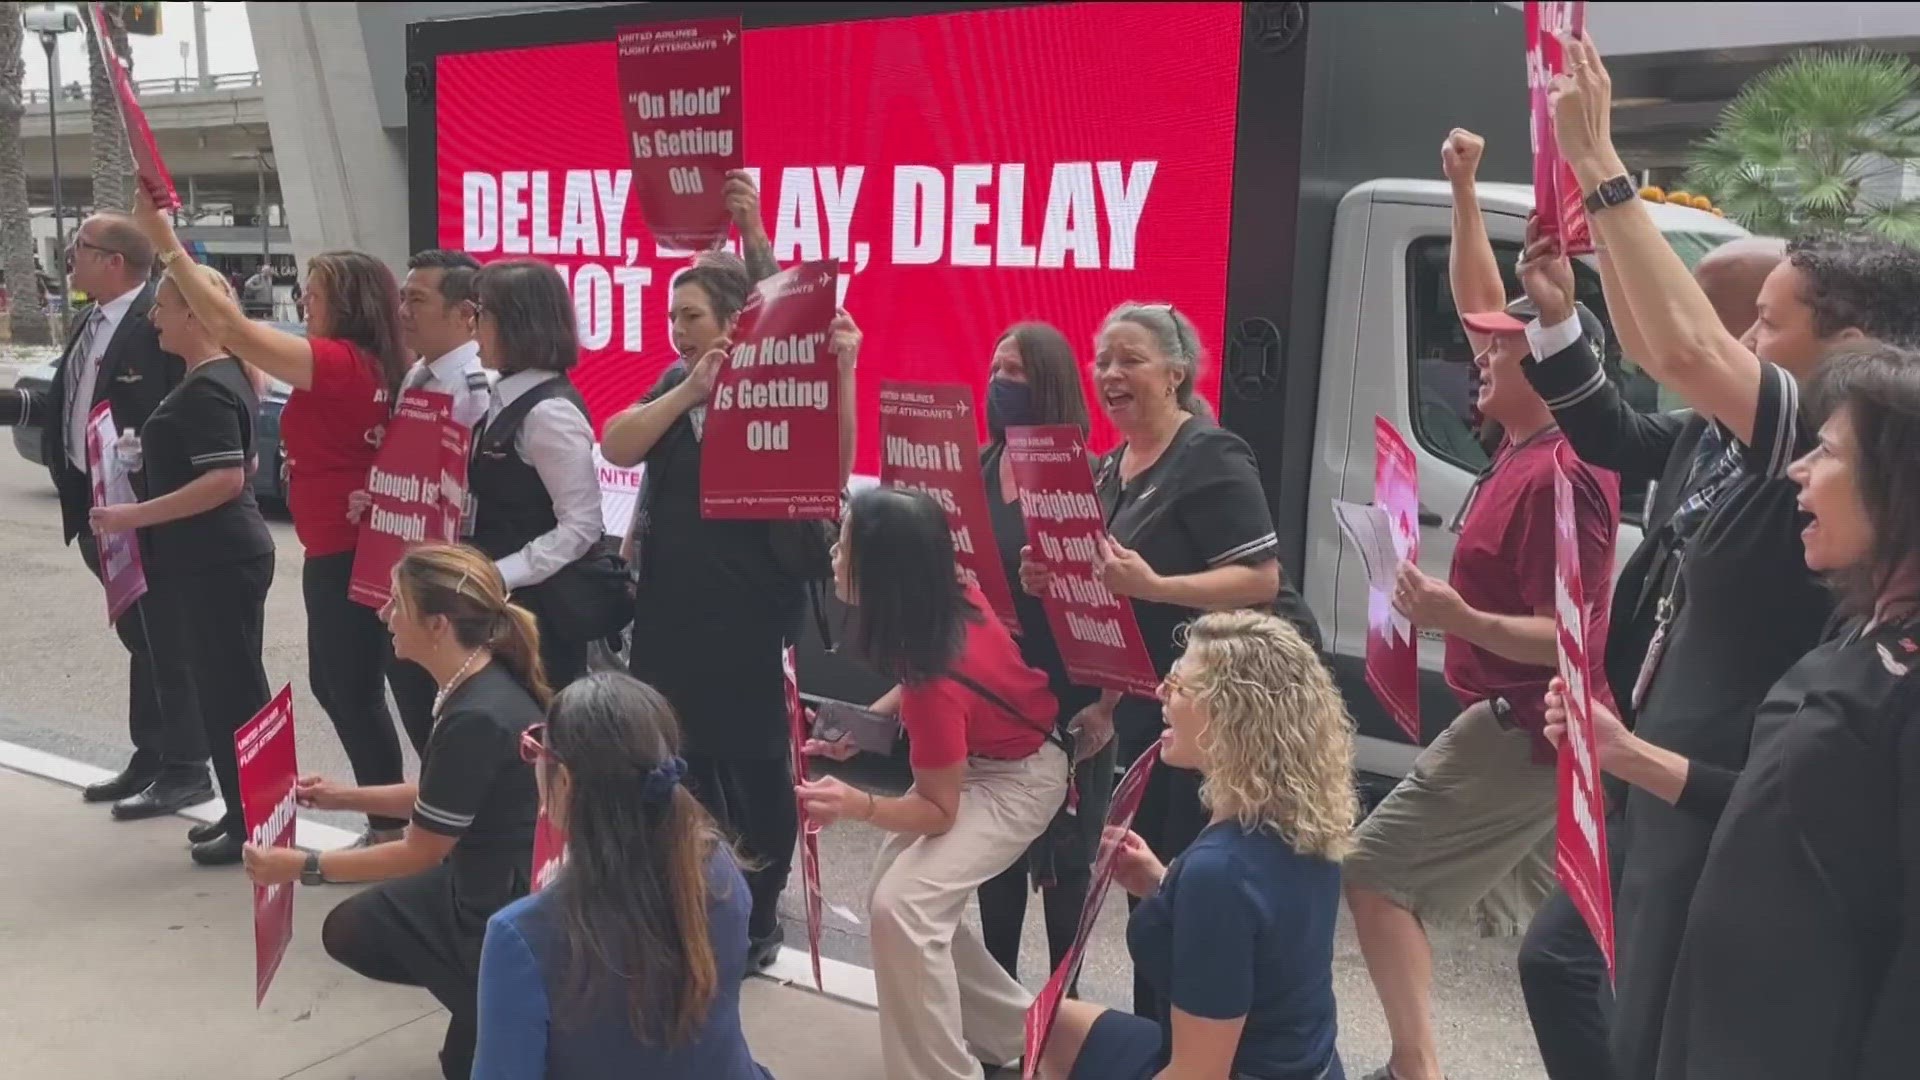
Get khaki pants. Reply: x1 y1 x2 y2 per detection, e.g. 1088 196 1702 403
868 742 1070 1080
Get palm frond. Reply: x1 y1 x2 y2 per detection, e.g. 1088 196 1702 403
1853 199 1920 245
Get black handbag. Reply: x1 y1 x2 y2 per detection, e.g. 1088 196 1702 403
529 534 634 644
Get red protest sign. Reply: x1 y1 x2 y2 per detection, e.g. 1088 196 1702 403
350 391 460 609
878 382 1019 633
1552 446 1614 974
1526 2 1592 255
702 260 843 520
89 4 179 211
236 685 299 1006
1368 417 1421 742
530 809 567 893
1024 741 1162 1076
1005 425 1158 696
85 403 148 624
615 17 743 252
783 645 824 991
439 422 473 543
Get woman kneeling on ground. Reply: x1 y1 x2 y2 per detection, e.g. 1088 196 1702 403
1039 610 1355 1080
471 671 775 1079
244 544 545 1080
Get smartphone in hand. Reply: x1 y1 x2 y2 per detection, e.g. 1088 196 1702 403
810 701 901 756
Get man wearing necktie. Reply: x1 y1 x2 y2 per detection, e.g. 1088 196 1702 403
0 213 208 816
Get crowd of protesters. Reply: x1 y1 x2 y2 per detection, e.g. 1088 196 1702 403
5 29 1919 1080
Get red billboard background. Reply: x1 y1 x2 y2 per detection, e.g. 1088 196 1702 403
434 2 1242 473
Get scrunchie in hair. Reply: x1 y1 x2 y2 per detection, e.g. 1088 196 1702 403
639 755 688 805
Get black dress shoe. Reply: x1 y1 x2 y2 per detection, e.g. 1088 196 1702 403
746 923 785 974
187 819 228 844
112 773 216 821
83 765 159 804
190 833 244 866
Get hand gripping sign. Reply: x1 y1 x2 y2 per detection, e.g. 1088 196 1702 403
236 685 300 1006
85 403 149 624
878 381 1020 633
1023 741 1163 1077
350 390 461 609
615 17 744 252
701 260 844 520
1552 446 1615 973
90 3 180 211
1005 424 1159 696
1526 1 1592 255
1332 417 1422 742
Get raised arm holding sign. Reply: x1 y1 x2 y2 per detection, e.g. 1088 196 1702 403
89 3 180 211
1526 1 1591 254
615 17 744 252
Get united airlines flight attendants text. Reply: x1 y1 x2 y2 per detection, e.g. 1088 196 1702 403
1035 611 1354 1080
600 228 859 971
131 191 417 849
1018 301 1319 1018
244 544 544 1080
88 264 277 865
802 487 1067 1080
473 674 775 1080
466 258 602 690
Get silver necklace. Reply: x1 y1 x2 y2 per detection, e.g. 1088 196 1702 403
432 647 487 718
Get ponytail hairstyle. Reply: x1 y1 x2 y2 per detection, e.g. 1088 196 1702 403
391 543 552 709
543 673 725 1047
1099 302 1215 422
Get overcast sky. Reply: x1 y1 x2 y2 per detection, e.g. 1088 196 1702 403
18 2 256 91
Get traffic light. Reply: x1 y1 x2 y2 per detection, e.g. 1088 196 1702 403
120 3 162 36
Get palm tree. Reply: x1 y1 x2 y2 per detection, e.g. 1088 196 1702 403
84 1 135 213
1 1 55 345
1688 50 1920 242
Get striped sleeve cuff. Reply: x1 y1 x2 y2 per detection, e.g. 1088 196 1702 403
190 450 247 468
1208 531 1279 567
1521 326 1608 410
412 798 475 837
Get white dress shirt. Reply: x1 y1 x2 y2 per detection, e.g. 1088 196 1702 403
66 284 146 469
488 370 602 591
402 340 493 432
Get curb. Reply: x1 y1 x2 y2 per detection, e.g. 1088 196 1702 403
0 737 880 1011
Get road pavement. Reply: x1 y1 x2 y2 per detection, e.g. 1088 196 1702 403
0 348 1549 1078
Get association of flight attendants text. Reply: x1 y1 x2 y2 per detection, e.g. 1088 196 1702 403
240 707 297 906
458 161 1157 351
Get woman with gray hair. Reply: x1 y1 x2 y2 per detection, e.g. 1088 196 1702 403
1020 301 1320 1018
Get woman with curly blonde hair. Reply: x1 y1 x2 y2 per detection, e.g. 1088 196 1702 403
1038 610 1356 1080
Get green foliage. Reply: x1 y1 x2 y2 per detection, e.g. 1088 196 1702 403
1687 49 1920 242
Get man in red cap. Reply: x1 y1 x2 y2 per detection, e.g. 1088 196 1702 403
1342 128 1624 1080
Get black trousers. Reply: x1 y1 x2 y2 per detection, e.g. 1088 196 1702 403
684 754 797 943
1520 887 1616 1080
303 552 406 831
79 532 205 773
149 557 275 836
322 864 494 1080
978 736 1118 990
514 583 588 692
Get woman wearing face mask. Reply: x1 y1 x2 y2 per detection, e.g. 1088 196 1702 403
599 248 862 971
86 265 275 865
1019 301 1320 1017
472 672 774 1080
242 544 544 1080
972 322 1116 987
802 486 1070 1080
1539 344 1920 1080
1036 610 1354 1080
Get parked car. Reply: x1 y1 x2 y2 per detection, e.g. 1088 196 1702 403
9 322 303 511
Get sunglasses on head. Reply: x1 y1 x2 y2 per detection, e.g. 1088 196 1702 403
519 722 550 764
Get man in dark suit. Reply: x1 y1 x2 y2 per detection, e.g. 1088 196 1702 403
0 212 211 817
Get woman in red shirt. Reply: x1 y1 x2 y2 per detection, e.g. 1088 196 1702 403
799 487 1070 1080
135 196 413 849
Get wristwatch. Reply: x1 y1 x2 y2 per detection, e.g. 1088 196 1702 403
156 247 183 269
301 851 326 887
1584 174 1637 215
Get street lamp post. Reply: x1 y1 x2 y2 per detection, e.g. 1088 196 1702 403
232 150 276 316
38 29 67 314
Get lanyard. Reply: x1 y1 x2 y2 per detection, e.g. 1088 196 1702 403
1448 424 1561 534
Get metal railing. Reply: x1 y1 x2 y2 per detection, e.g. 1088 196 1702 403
23 70 261 106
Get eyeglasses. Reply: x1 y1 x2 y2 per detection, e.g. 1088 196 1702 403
519 723 550 764
66 236 124 260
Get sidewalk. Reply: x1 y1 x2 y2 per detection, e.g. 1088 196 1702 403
0 764 888 1080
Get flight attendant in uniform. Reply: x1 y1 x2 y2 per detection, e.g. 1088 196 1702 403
88 265 276 865
0 212 209 818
